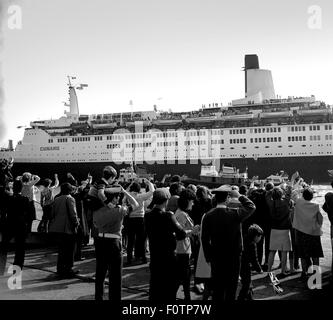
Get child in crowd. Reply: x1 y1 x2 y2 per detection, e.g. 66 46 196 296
238 224 263 300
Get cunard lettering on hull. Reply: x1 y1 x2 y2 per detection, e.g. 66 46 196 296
40 146 60 151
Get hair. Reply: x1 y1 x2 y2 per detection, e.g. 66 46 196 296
105 192 120 204
41 178 52 188
271 187 283 200
187 184 197 193
302 187 314 201
169 182 182 196
196 185 209 201
214 191 229 203
13 179 23 194
239 185 248 196
178 189 196 211
265 182 274 191
170 175 181 183
103 166 117 180
60 182 73 195
22 172 32 183
129 181 141 193
247 224 263 240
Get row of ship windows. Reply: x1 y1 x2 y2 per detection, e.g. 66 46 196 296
250 137 282 143
33 149 333 158
250 127 281 134
124 143 153 148
288 136 306 142
48 128 333 145
229 129 246 135
286 135 332 142
230 139 247 144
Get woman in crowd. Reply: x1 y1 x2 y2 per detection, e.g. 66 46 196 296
266 186 293 276
38 174 59 233
126 178 154 265
293 187 324 279
49 182 80 278
174 189 199 300
21 172 40 232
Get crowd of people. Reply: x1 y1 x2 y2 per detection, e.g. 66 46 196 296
0 158 332 302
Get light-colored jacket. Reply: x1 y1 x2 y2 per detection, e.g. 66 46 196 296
293 198 323 236
174 209 194 255
49 194 80 235
129 191 154 218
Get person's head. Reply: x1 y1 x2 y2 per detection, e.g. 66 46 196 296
178 189 196 211
247 224 263 243
239 185 248 196
103 166 117 182
66 173 77 187
13 179 23 195
151 188 171 209
60 182 73 195
129 181 141 193
170 175 181 183
214 191 229 204
187 184 197 194
265 182 274 191
231 185 239 191
105 192 121 205
196 185 209 201
271 187 283 200
169 182 182 196
302 187 314 201
22 172 32 183
1 159 8 170
212 185 232 204
41 178 52 188
229 189 241 199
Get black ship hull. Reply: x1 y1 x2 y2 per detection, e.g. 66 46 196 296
9 155 333 185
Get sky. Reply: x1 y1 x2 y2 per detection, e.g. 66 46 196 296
0 0 333 147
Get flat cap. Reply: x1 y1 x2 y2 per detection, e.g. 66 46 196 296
212 184 232 193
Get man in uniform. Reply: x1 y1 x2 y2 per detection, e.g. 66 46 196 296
201 185 255 301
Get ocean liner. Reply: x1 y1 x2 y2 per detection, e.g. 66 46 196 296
1 55 332 183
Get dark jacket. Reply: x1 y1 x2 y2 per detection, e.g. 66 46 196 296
49 194 80 234
6 193 30 228
242 235 262 272
248 188 271 228
190 198 213 226
266 194 292 230
145 208 186 260
201 196 255 264
322 192 333 225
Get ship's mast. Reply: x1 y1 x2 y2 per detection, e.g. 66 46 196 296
64 76 88 117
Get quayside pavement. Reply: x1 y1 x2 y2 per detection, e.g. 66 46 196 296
0 238 332 301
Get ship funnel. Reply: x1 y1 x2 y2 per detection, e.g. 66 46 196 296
244 54 259 70
232 55 276 105
244 54 275 101
8 139 13 150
